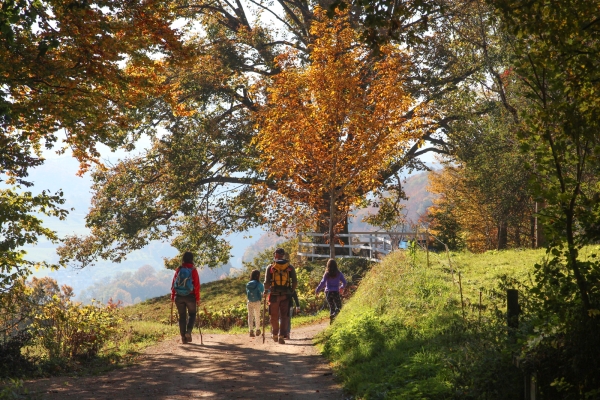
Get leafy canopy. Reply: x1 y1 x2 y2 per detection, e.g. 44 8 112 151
255 7 425 256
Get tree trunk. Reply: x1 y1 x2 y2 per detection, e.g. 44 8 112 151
534 201 546 248
329 189 336 259
530 214 536 248
565 209 591 311
336 215 349 257
497 221 508 250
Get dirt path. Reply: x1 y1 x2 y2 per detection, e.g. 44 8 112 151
26 323 343 399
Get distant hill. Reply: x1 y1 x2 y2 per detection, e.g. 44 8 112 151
350 171 436 231
77 262 236 305
241 232 288 263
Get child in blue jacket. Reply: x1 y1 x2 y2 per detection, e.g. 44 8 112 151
246 269 265 337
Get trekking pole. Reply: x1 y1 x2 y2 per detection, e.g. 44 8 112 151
170 300 174 327
262 294 267 344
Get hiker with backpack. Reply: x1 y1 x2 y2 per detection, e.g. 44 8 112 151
246 269 264 338
171 251 200 344
264 248 298 344
315 258 347 324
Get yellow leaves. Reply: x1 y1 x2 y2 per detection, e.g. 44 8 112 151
254 6 423 230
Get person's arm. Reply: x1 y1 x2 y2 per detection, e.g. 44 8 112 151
339 273 347 290
259 282 265 297
315 275 326 294
290 266 298 292
292 291 300 307
193 268 201 303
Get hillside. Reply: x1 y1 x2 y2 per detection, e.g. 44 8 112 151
242 232 288 263
75 263 238 306
120 275 248 324
350 171 436 231
320 247 547 399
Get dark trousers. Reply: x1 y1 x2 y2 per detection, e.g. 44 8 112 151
175 294 197 336
326 291 342 322
269 294 290 337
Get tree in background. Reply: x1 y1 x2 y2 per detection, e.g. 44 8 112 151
427 104 534 252
494 0 600 313
255 8 424 257
57 0 466 270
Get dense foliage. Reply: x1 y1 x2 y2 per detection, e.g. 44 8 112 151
0 277 123 378
55 0 489 269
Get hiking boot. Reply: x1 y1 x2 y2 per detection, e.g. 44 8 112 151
278 335 286 344
249 330 255 337
272 334 278 342
181 335 188 344
256 329 261 336
185 333 192 343
283 334 290 340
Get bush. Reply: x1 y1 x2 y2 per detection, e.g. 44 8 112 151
29 297 122 360
0 331 35 378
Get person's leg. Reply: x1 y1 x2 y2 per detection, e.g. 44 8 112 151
175 297 188 340
269 296 281 341
250 301 261 335
332 291 342 313
185 295 197 341
278 297 290 340
326 291 337 324
247 302 254 335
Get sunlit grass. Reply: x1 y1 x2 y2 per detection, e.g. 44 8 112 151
319 247 551 399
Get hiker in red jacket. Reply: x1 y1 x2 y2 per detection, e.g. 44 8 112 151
171 252 200 344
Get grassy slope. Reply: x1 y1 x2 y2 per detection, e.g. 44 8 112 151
319 248 547 399
120 275 248 324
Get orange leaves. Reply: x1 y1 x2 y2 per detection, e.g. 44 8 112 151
1 0 185 174
254 7 423 235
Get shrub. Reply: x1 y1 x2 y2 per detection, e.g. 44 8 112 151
0 331 35 378
29 297 122 360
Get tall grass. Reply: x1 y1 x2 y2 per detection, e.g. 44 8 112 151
319 248 547 399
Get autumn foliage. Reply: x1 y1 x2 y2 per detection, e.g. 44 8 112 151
255 8 424 256
428 165 534 252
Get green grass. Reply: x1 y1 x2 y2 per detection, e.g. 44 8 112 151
318 248 549 399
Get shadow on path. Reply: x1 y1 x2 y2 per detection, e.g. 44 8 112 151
26 323 342 400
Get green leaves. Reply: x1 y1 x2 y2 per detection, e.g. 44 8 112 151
0 188 67 291
492 0 600 310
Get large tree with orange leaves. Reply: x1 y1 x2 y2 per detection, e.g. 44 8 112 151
57 0 502 269
255 9 424 257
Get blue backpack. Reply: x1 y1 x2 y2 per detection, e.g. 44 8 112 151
173 267 194 296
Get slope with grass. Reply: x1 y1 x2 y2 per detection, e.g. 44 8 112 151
120 275 247 324
319 248 547 399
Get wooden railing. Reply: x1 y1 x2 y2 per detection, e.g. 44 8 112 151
297 231 429 261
